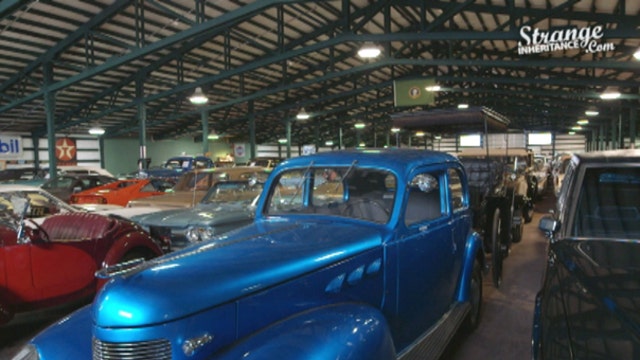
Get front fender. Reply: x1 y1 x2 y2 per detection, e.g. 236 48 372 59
28 305 93 360
102 231 163 266
216 303 396 360
457 231 484 302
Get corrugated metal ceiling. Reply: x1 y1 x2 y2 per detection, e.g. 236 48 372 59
0 0 638 147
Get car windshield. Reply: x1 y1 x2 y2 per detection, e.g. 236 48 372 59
265 166 396 224
573 167 640 239
0 193 29 229
201 181 264 207
165 158 191 170
173 171 226 191
0 190 76 218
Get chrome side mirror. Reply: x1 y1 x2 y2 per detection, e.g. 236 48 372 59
538 215 560 241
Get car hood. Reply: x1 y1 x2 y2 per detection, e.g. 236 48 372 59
127 190 205 208
131 202 251 227
552 238 640 351
93 219 384 327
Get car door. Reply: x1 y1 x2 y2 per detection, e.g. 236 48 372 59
446 166 471 294
392 166 456 348
2 239 93 305
28 239 97 300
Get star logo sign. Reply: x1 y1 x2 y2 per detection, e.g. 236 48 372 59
55 138 76 161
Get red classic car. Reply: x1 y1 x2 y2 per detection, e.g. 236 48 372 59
0 202 163 325
69 178 175 207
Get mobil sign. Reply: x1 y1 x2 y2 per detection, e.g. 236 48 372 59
0 135 23 160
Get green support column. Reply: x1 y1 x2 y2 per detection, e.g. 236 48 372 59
611 117 618 150
31 133 40 169
99 136 105 168
137 79 147 169
314 122 320 152
201 109 209 155
286 120 291 159
43 62 56 178
249 101 256 160
630 105 637 149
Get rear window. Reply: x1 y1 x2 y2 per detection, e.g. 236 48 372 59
573 167 640 238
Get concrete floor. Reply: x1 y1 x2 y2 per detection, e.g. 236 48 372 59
0 195 553 359
447 195 552 360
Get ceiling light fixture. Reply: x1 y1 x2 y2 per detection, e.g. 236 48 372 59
585 110 599 116
634 49 640 61
600 91 621 100
357 43 381 58
458 103 469 109
425 85 441 92
354 122 366 129
391 127 400 133
88 126 105 136
278 138 287 144
577 119 589 125
207 131 219 140
325 140 334 146
189 87 208 105
296 108 310 120
571 125 583 131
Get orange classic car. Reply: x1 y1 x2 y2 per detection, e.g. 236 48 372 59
69 178 175 207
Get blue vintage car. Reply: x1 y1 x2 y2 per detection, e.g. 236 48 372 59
533 149 640 359
131 180 263 251
16 148 485 360
137 155 215 180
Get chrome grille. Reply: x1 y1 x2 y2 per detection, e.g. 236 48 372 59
93 337 172 360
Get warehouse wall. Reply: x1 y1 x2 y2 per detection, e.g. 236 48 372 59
0 134 101 170
429 133 586 155
103 138 237 176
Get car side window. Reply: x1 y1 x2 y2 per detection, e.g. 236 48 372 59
573 168 640 238
405 172 443 225
448 168 465 212
557 162 576 215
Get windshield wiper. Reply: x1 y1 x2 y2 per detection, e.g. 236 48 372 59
336 160 358 192
287 161 314 205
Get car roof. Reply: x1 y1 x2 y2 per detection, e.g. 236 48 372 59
276 148 459 174
572 149 640 165
0 184 46 192
454 147 532 158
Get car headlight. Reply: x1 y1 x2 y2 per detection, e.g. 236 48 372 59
11 344 39 360
185 226 215 243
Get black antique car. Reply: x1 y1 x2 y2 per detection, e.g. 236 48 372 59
533 149 640 359
392 106 534 287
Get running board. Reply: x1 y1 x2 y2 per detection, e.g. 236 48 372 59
397 301 470 360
